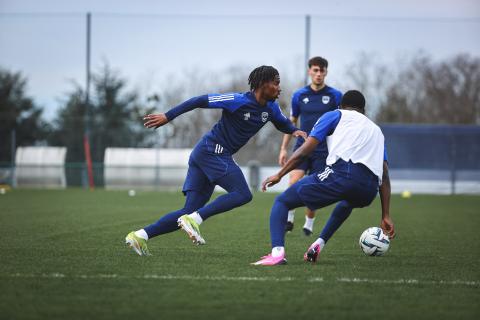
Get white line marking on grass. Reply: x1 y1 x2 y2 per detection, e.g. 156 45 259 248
7 273 294 282
77 274 119 279
4 273 479 286
338 277 419 284
337 277 479 286
142 274 294 282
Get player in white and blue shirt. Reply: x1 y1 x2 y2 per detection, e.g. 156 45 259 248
125 66 306 255
253 90 395 266
279 56 342 235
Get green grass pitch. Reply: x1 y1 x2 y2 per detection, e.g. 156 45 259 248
0 189 479 319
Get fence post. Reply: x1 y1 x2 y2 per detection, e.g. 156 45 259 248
248 160 261 192
449 129 456 195
10 129 16 188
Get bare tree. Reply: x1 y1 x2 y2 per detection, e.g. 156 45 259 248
345 52 480 125
343 52 392 118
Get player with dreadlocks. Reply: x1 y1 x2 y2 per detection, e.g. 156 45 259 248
125 66 307 256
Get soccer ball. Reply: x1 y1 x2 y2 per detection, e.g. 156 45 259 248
359 227 390 256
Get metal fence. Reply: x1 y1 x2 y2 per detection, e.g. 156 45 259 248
382 124 480 194
1 124 479 194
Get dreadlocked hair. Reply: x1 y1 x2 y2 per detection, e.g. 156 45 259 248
248 66 279 91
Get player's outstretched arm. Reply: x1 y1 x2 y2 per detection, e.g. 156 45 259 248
271 105 306 139
291 130 307 140
379 161 395 239
144 113 168 129
278 116 298 166
144 95 209 129
262 137 318 191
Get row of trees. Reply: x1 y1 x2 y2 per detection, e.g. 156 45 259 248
1 53 479 167
0 70 49 162
344 52 480 124
0 65 153 164
48 65 154 164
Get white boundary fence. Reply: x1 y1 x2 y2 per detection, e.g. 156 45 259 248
104 147 191 189
7 147 480 194
104 148 480 194
14 147 67 188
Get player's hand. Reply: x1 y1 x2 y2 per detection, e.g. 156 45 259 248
381 216 396 239
144 113 168 129
262 174 281 192
278 149 288 166
292 130 307 140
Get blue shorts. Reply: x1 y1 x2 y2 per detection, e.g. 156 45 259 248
292 144 327 174
294 155 326 174
288 159 379 210
183 137 244 195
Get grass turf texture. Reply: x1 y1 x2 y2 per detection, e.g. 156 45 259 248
0 189 479 319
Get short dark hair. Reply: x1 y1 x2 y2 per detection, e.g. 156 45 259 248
341 90 366 110
248 66 279 91
308 56 328 69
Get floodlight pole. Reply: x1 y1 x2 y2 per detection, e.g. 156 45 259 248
84 12 95 189
304 15 311 85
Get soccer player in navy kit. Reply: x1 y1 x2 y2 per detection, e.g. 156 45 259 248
278 57 342 236
253 90 395 266
125 66 307 256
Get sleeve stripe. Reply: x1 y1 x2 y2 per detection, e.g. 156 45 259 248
208 94 234 102
209 94 234 99
208 97 234 103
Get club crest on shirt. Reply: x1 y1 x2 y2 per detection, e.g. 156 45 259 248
261 112 269 122
243 112 251 120
322 96 330 104
302 97 309 104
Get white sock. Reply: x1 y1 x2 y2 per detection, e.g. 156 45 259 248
189 211 203 225
271 246 285 257
135 229 149 240
312 237 326 250
303 217 315 230
287 210 295 223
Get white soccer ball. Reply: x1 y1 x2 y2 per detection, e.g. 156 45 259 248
359 227 390 256
128 189 136 197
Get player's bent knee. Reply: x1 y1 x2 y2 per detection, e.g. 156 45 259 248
289 174 304 185
240 191 253 204
274 193 288 205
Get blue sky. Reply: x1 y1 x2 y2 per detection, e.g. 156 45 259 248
1 0 479 119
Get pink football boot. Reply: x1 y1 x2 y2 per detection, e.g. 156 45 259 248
252 253 287 266
304 243 321 263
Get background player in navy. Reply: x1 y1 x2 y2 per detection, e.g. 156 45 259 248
125 66 307 256
278 57 342 235
253 90 395 266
